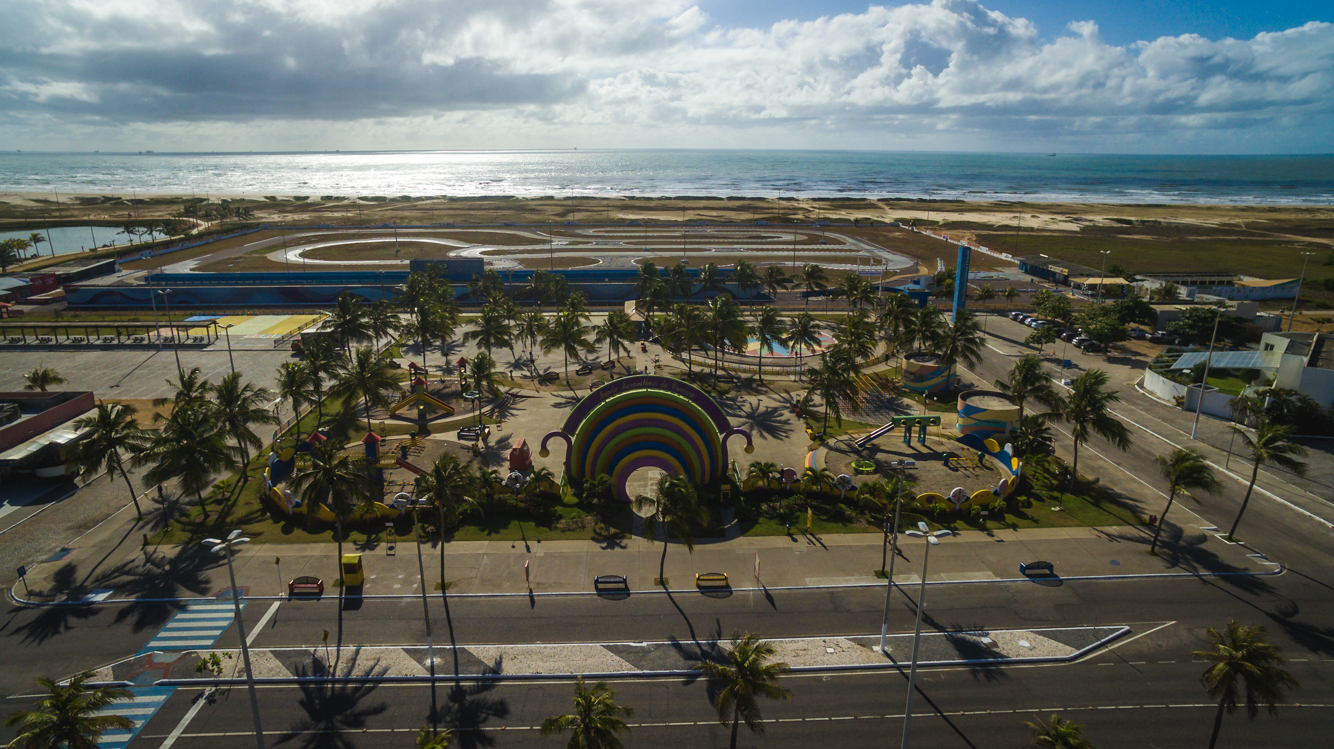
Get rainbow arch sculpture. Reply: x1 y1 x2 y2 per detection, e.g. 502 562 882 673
540 375 753 501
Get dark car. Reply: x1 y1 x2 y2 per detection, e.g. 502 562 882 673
1061 331 1080 343
1079 340 1105 353
1010 311 1025 321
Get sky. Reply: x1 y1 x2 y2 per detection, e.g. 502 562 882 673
0 0 1330 154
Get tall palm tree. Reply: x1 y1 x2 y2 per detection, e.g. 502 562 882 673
751 306 787 383
327 291 373 355
995 355 1065 421
65 403 151 521
1226 420 1307 541
1009 413 1059 488
934 310 986 383
423 454 478 585
807 350 859 433
277 361 314 444
974 284 997 310
785 312 822 370
1003 286 1019 307
693 632 792 749
633 473 707 585
761 264 790 301
798 263 827 310
518 309 549 362
22 366 66 392
1059 370 1132 496
855 477 905 574
463 302 513 359
746 460 779 490
706 296 749 377
595 310 637 375
366 298 400 349
3 673 133 749
841 274 874 310
698 263 725 296
136 405 238 520
1194 620 1299 749
658 303 706 374
668 263 693 300
734 260 761 304
211 372 280 470
335 346 407 432
540 677 634 749
302 336 345 425
1151 448 1222 553
541 312 595 382
833 309 878 362
877 292 917 357
152 366 211 414
291 454 378 577
1025 714 1095 749
899 306 944 354
467 350 504 399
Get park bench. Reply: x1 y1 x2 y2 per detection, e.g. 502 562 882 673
599 360 615 370
1020 561 1055 576
695 572 730 588
102 336 117 343
593 574 628 591
288 576 325 596
71 337 85 344
7 337 21 344
538 371 559 382
457 426 484 441
132 336 146 343
716 373 736 384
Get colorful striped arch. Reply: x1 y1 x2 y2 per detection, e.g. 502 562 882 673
540 375 752 500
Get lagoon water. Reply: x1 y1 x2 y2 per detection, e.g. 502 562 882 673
1 150 1331 205
0 225 128 258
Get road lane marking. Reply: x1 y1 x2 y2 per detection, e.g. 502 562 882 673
247 601 282 647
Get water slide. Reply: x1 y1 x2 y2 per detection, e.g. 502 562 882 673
854 422 898 449
389 391 456 416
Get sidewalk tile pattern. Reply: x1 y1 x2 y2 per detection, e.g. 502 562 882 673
97 686 173 749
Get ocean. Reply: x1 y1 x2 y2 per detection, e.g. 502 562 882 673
0 150 1331 205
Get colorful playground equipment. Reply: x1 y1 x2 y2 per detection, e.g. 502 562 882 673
957 391 1020 443
388 377 456 425
854 414 942 449
509 438 534 472
911 436 1024 512
901 352 953 395
539 374 753 501
263 428 427 522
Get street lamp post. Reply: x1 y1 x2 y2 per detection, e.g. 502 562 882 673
900 522 951 749
148 281 162 351
202 530 265 749
411 501 437 693
222 323 236 375
878 461 907 654
157 288 182 375
1287 251 1317 332
1190 305 1224 440
1097 250 1111 304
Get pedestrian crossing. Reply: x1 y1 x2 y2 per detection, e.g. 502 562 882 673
138 601 244 654
97 686 173 749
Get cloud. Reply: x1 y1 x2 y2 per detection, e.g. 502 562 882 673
0 0 1330 151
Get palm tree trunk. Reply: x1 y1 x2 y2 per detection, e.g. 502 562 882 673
439 505 447 593
197 488 210 520
730 701 741 749
658 522 669 585
1067 440 1080 500
364 394 373 433
1227 459 1262 541
1207 698 1227 749
118 460 143 521
1150 489 1176 553
291 396 303 444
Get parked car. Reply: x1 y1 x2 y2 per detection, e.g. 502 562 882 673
1148 331 1179 344
1072 336 1092 347
1128 328 1148 340
1030 320 1050 329
1079 340 1105 353
1061 331 1080 343
1010 311 1025 321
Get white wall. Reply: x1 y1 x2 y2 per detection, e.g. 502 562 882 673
1144 368 1188 402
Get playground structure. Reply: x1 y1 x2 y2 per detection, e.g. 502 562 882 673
901 352 953 395
261 428 432 523
853 414 942 449
910 436 1022 512
956 391 1020 443
387 376 456 431
540 374 753 501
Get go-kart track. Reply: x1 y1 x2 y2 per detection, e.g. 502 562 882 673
160 225 917 274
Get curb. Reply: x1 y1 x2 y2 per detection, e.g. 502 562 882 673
9 565 1283 608
89 626 1130 688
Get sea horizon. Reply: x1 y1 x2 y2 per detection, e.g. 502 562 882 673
2 149 1332 206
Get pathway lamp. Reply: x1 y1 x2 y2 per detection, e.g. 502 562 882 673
221 323 236 375
900 522 952 749
202 530 265 749
877 460 908 655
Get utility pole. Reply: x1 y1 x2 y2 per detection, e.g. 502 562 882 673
1190 305 1223 440
1287 251 1316 332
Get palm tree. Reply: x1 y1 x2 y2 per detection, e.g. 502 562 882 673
541 312 596 382
211 372 280 470
841 274 874 310
540 677 634 749
1025 714 1095 749
785 312 822 370
761 264 790 301
746 460 778 490
996 355 1066 421
1151 448 1222 553
974 284 996 310
633 473 707 585
807 350 859 433
151 366 211 414
1155 282 1181 302
1059 370 1132 497
734 260 761 304
335 346 407 432
327 291 373 355
366 298 400 349
694 632 792 749
416 725 453 749
463 302 513 359
277 361 314 443
668 263 693 300
706 296 749 377
751 306 787 383
291 453 378 578
658 303 706 374
1003 286 1019 307
518 309 548 362
698 263 725 296
28 231 47 257
856 478 905 574
467 350 504 400
798 466 835 508
423 454 478 585
65 403 150 521
3 673 133 749
136 404 238 520
22 366 66 392
833 309 878 362
1010 413 1059 488
595 310 637 375
1194 620 1299 749
1226 420 1307 541
877 292 917 357
798 263 827 310
934 310 986 385
899 306 944 353
302 336 345 425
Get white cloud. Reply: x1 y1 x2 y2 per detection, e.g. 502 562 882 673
0 0 1330 151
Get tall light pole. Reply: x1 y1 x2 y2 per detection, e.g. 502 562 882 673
1097 250 1111 304
1287 251 1316 332
203 530 265 749
221 323 236 375
148 280 162 351
412 498 437 724
900 522 951 749
1190 305 1224 440
878 461 907 654
157 288 182 375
